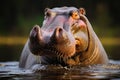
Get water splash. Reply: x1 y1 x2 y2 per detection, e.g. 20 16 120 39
0 60 120 80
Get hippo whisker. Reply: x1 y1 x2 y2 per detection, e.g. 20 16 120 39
57 52 62 61
56 51 64 63
41 46 67 60
63 57 68 63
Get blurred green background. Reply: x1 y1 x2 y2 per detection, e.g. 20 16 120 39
0 0 120 61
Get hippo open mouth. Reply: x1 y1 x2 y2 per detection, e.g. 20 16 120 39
28 7 89 64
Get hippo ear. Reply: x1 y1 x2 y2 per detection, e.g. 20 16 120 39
44 8 51 16
44 8 50 12
79 8 86 15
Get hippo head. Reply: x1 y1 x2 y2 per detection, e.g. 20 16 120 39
29 7 89 65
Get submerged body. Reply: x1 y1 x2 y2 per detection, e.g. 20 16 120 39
19 7 109 69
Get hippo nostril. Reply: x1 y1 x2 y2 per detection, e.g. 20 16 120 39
33 27 38 32
58 28 62 32
30 25 42 39
58 28 63 36
56 27 63 38
33 25 40 32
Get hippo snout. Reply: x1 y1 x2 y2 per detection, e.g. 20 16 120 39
29 25 76 58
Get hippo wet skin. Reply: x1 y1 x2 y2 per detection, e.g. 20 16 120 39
19 7 109 69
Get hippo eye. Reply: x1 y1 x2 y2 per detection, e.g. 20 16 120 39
69 11 80 20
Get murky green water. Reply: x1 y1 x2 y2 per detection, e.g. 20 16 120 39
0 45 120 79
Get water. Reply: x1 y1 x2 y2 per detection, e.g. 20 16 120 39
0 44 120 79
0 60 120 80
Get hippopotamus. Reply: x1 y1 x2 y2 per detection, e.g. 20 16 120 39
19 7 109 69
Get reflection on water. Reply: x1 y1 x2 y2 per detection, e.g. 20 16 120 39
0 61 120 80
